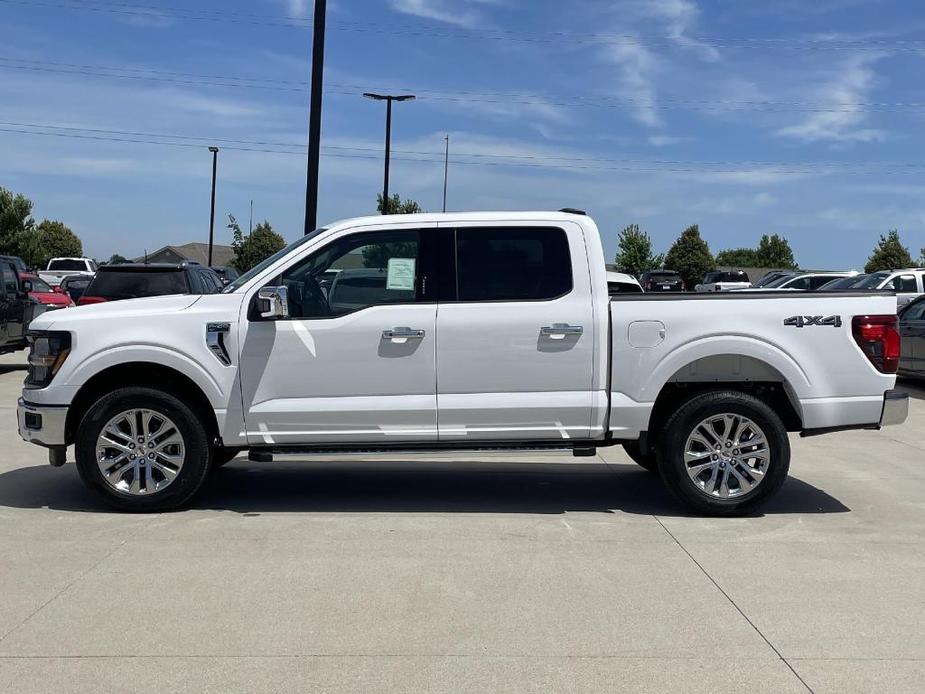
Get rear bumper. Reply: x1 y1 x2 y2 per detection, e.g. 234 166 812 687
17 398 68 448
880 389 908 427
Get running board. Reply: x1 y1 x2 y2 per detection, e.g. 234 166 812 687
246 442 600 459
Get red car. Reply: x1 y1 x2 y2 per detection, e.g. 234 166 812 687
22 273 74 309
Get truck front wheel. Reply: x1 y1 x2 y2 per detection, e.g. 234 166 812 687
75 387 211 512
656 390 790 516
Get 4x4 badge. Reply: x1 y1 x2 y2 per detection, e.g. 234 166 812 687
784 315 842 328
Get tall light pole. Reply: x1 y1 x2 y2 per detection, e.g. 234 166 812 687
442 134 449 213
208 146 219 267
363 93 415 214
303 0 326 235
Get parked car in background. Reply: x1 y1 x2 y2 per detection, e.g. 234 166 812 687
606 270 643 295
211 266 240 286
78 263 223 305
737 271 858 291
816 275 867 291
847 269 925 307
37 257 97 287
58 274 92 304
753 271 790 288
898 295 925 378
20 274 73 312
639 269 684 292
0 255 28 276
0 257 31 353
695 270 751 292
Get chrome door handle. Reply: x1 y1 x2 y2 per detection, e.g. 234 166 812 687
541 323 583 339
382 327 426 341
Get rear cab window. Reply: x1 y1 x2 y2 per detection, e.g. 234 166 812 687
48 259 89 271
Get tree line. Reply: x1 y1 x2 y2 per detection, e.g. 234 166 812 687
0 187 83 269
614 223 925 287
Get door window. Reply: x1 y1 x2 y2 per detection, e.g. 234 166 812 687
276 230 421 319
892 275 917 292
455 226 572 302
1 264 18 294
785 276 811 290
902 300 925 322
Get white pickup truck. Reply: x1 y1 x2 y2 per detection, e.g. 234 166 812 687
37 257 97 288
17 211 908 515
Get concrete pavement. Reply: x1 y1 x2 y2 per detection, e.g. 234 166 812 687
0 351 923 693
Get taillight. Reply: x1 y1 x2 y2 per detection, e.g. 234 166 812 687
852 315 900 374
77 296 107 306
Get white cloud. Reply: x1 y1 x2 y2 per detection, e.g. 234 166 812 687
776 53 886 143
648 135 688 146
388 0 494 28
643 0 720 61
601 39 662 127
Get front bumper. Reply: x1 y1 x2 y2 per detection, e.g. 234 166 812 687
880 389 908 427
17 398 68 448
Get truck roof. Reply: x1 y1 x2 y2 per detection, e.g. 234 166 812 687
323 210 593 231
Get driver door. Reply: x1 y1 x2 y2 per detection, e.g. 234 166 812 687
238 226 445 445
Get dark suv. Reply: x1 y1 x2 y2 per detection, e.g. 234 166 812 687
0 257 32 353
639 270 684 292
78 263 223 305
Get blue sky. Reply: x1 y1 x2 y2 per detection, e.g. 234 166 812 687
1 0 924 267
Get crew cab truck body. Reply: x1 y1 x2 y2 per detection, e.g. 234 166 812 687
17 211 908 515
38 257 97 288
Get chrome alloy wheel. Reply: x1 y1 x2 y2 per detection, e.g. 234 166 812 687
683 413 770 499
95 409 185 495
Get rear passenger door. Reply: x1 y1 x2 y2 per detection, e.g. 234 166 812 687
899 299 925 372
435 223 595 441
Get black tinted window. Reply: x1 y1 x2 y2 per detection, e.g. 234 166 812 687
456 227 571 301
86 270 189 299
47 259 87 271
903 300 925 321
1 264 16 293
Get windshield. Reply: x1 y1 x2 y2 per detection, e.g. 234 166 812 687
817 275 866 290
223 228 327 293
30 277 53 293
852 272 890 289
763 273 799 288
754 272 786 287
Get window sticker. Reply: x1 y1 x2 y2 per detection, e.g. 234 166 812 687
386 258 416 290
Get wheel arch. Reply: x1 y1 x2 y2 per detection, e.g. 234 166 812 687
65 362 220 446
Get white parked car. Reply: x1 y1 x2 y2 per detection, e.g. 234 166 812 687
18 211 907 515
606 270 643 295
695 270 751 292
37 257 97 288
737 271 858 292
847 269 925 307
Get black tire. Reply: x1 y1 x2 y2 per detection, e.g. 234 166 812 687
622 440 658 473
211 447 243 469
75 387 211 512
656 390 790 516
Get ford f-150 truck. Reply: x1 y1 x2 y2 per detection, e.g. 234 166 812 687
37 257 98 288
17 211 908 515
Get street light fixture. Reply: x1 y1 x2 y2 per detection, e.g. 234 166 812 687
207 146 219 267
363 93 415 214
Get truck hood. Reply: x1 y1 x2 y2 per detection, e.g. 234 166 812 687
29 294 204 330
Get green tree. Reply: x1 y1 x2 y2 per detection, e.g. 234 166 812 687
377 193 423 215
229 215 286 272
865 230 913 273
29 220 82 269
663 224 715 289
715 248 759 267
614 224 663 276
755 234 797 269
0 187 35 258
106 253 129 265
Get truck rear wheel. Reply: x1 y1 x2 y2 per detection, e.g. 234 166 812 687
656 390 790 516
622 440 657 473
75 387 211 512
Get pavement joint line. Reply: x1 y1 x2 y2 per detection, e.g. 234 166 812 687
0 513 160 646
0 654 791 660
652 515 816 694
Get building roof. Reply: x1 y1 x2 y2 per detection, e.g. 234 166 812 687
134 242 235 267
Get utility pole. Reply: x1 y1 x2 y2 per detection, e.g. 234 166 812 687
363 93 415 213
442 134 449 213
303 0 326 235
208 146 219 267
249 199 253 235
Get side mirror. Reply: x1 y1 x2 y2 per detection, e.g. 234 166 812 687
53 285 64 293
21 280 33 293
257 285 289 320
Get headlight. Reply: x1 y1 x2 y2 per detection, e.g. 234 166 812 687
25 331 71 388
